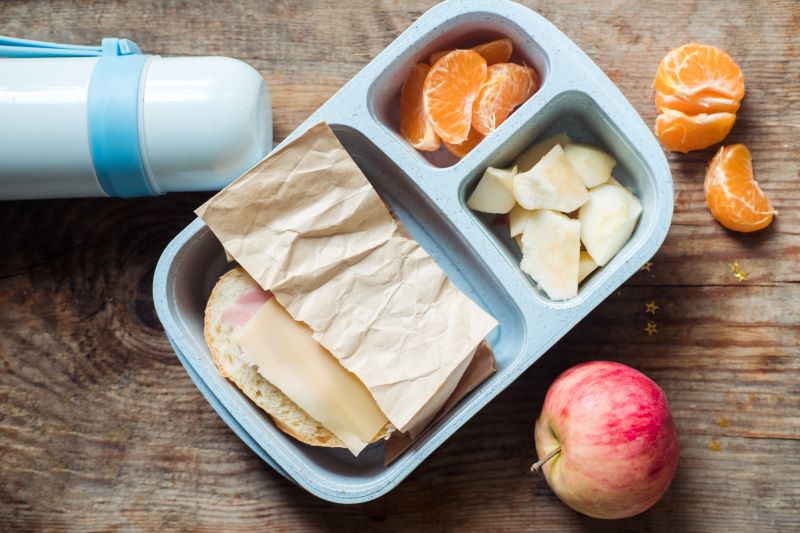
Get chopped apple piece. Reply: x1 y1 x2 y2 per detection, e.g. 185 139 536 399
513 145 589 213
515 133 572 172
467 165 518 214
514 234 523 250
563 144 616 188
508 204 535 237
578 251 598 283
520 210 581 301
579 184 643 266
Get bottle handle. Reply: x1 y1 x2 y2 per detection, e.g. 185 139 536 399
0 36 141 58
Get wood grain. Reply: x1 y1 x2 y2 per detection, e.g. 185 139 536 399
1 0 799 531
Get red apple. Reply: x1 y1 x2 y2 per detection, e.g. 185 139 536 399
533 361 679 519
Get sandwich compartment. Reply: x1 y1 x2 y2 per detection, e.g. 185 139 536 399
154 0 673 504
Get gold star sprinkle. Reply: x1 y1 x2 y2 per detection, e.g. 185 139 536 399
729 261 749 282
717 416 729 428
709 439 721 451
644 321 658 335
640 262 653 272
645 300 659 315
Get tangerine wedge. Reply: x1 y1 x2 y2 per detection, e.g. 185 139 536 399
400 63 440 151
655 108 736 153
430 38 513 66
472 63 539 136
654 43 744 115
704 144 775 232
423 49 487 144
443 128 484 158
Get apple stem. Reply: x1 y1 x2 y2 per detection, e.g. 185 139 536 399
530 446 561 473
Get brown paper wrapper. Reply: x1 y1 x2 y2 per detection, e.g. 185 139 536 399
383 341 496 464
197 121 497 445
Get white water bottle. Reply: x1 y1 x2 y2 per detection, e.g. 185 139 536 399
0 36 272 200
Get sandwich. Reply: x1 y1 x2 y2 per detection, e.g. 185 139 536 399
197 122 498 458
205 266 392 452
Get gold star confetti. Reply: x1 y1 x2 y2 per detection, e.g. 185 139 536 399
729 261 749 282
717 416 729 428
709 439 722 451
644 321 658 335
645 300 659 315
640 261 653 272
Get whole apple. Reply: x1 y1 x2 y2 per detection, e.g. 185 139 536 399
533 361 679 519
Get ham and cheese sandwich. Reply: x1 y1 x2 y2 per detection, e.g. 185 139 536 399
199 123 499 457
205 266 392 454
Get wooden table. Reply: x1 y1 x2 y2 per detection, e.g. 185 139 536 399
1 1 798 530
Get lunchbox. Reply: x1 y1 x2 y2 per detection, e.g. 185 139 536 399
153 0 673 504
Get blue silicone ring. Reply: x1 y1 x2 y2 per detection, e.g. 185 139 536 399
87 53 158 197
1 35 155 197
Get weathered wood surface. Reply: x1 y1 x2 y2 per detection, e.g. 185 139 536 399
1 1 798 531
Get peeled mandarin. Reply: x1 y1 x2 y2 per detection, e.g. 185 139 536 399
423 49 488 144
429 37 513 66
704 144 775 232
654 43 745 115
472 63 539 136
399 63 440 151
654 108 736 153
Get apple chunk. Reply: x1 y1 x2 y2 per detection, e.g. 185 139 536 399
579 184 643 266
515 133 572 172
578 250 598 283
520 210 581 300
508 204 535 237
513 145 589 213
467 165 518 214
563 144 616 188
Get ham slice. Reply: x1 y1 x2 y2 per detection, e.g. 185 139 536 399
222 287 272 327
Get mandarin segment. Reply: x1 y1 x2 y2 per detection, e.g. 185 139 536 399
429 49 448 66
704 144 775 232
399 63 440 151
472 38 514 65
423 49 488 144
654 43 744 115
430 38 513 66
655 108 736 153
443 128 484 158
472 63 539 136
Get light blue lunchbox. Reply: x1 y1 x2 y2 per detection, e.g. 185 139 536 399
154 0 673 504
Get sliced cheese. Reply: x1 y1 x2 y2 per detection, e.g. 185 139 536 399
233 297 388 456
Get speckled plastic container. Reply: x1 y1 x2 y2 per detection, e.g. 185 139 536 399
154 0 673 504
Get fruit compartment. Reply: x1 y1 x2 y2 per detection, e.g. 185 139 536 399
367 9 549 169
460 90 663 308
